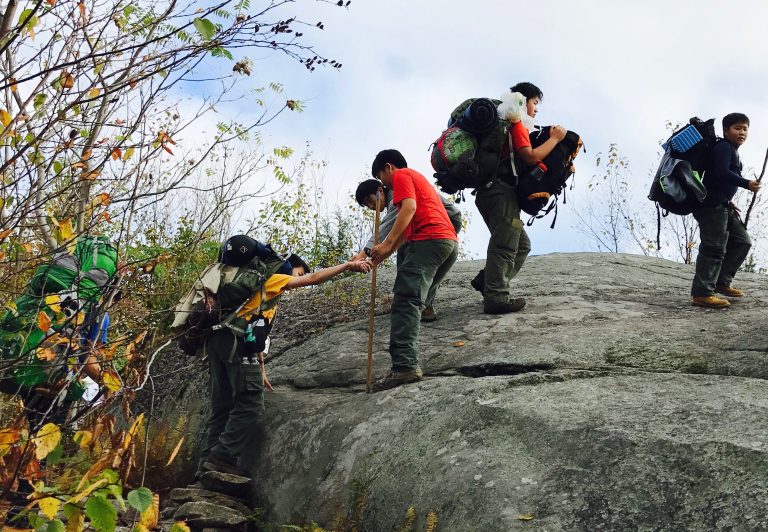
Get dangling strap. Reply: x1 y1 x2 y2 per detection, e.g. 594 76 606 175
656 202 662 251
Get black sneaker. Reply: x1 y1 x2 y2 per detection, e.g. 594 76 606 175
202 452 250 477
470 269 485 295
483 298 526 314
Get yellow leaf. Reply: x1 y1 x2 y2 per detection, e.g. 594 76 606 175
9 78 18 92
122 147 135 161
37 311 52 332
21 242 33 253
0 427 20 456
139 494 159 529
102 369 122 392
518 513 535 521
59 218 74 241
0 109 11 127
66 507 84 532
73 311 85 325
452 341 465 348
33 423 61 460
90 192 111 208
166 435 185 467
38 497 61 519
68 477 108 504
170 521 191 532
88 88 100 98
73 430 92 450
35 347 56 361
45 294 61 313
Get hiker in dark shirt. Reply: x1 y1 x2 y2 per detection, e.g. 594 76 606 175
691 113 761 308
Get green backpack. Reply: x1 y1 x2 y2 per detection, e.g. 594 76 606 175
0 235 118 393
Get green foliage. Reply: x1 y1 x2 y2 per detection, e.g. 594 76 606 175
127 486 154 512
193 17 217 40
85 495 118 531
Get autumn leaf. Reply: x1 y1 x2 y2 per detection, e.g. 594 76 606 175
138 494 159 529
9 78 18 92
33 423 62 460
102 369 122 392
38 497 62 519
59 218 74 241
452 341 465 348
81 170 101 180
122 147 135 161
166 436 185 466
170 522 191 532
111 148 122 160
0 109 11 127
88 88 100 98
162 144 174 155
0 427 20 456
129 78 138 89
66 508 84 532
518 513 535 521
0 228 12 240
114 118 126 125
98 211 112 224
36 347 57 361
37 311 52 332
74 430 93 450
61 70 74 89
69 477 108 504
90 192 112 208
81 149 93 161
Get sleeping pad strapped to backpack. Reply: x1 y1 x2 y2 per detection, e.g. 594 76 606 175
516 126 583 221
431 98 510 196
0 235 118 395
648 117 717 216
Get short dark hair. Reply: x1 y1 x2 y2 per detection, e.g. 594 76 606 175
371 149 407 177
355 179 383 207
510 82 543 102
287 253 311 274
723 113 749 130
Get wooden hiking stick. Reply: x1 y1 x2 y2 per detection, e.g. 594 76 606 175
744 146 768 229
366 192 381 393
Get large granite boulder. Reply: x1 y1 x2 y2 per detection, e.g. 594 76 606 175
177 253 768 530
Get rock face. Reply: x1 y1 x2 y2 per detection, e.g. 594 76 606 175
177 253 768 530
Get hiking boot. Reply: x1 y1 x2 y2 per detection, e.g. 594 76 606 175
202 452 250 477
691 295 731 309
484 298 526 314
470 270 485 295
372 368 423 392
421 307 438 322
715 284 744 297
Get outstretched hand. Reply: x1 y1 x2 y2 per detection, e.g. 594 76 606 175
348 260 373 274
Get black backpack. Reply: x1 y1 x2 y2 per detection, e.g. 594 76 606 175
430 98 509 197
647 117 717 248
516 127 583 225
174 240 290 356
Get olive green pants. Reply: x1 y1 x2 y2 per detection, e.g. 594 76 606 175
475 180 531 303
389 239 458 370
691 204 751 296
199 330 264 470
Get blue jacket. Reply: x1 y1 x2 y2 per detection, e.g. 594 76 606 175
703 139 749 205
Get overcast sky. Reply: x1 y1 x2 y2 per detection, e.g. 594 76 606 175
183 0 768 260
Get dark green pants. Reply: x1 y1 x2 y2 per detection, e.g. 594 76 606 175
389 239 458 370
396 243 441 309
475 180 531 303
200 330 264 468
691 204 751 296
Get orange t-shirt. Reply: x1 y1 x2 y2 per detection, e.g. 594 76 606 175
391 168 457 242
509 121 532 152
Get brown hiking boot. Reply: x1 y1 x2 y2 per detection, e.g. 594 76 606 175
421 307 438 322
691 295 731 309
715 284 744 297
372 368 424 392
202 452 251 478
484 298 526 314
